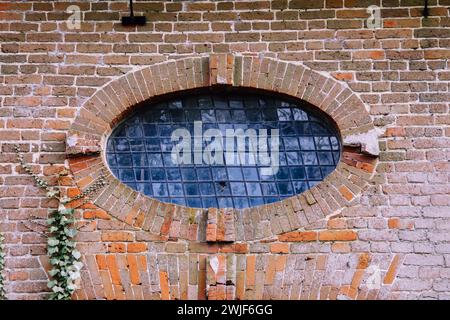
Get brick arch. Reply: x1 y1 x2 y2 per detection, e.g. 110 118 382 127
67 54 377 156
66 54 390 300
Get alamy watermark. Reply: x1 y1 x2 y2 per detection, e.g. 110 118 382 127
170 121 280 176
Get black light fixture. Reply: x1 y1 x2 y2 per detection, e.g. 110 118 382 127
423 0 429 18
122 0 146 26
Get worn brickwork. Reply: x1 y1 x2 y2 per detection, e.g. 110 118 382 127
0 0 449 300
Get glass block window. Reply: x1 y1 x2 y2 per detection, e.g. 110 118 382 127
106 89 341 209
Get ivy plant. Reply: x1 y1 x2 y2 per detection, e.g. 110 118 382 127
0 232 6 300
15 145 107 300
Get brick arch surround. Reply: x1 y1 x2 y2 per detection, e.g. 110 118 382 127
66 54 398 300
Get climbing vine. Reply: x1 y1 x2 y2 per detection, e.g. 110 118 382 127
0 232 6 300
15 145 107 300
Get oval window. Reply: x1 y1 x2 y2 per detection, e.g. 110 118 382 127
106 88 341 209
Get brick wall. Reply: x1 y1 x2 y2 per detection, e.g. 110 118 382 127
0 0 449 300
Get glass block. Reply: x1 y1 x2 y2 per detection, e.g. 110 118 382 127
132 153 148 167
168 183 183 196
302 152 318 165
261 182 278 196
230 182 245 196
153 183 168 196
151 168 166 181
117 154 132 167
148 153 163 166
166 168 181 181
135 169 150 181
277 108 291 121
306 167 322 180
293 181 308 193
318 152 334 165
199 183 215 196
215 181 231 195
187 198 202 208
277 182 293 196
249 197 264 207
184 183 199 196
227 167 243 181
246 182 262 196
202 197 218 208
196 168 212 181
119 169 134 181
242 167 258 181
315 136 331 150
299 137 315 150
181 168 197 181
114 138 130 152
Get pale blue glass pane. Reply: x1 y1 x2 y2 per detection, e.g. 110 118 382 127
322 166 334 177
330 137 340 150
130 140 145 152
181 168 197 181
145 138 160 151
283 137 299 150
299 137 315 150
117 154 132 167
292 108 308 121
127 124 143 137
277 182 293 196
216 110 231 122
230 182 245 196
166 168 181 181
199 183 215 196
261 182 278 196
293 181 308 193
276 167 290 180
187 198 202 208
234 198 248 208
227 167 243 181
197 168 212 181
185 183 199 196
212 167 227 181
218 198 233 208
119 169 134 181
246 183 262 196
302 152 318 165
143 124 157 136
249 197 264 206
114 138 129 152
151 169 166 181
277 108 291 121
306 167 322 180
215 182 231 195
286 152 302 165
315 136 331 150
242 167 258 181
153 183 167 196
148 153 163 166
172 198 186 206
132 153 148 166
318 152 334 165
290 167 306 180
106 154 117 166
202 198 217 208
135 169 150 181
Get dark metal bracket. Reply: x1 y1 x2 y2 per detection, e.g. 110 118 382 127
423 0 429 18
121 0 146 26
